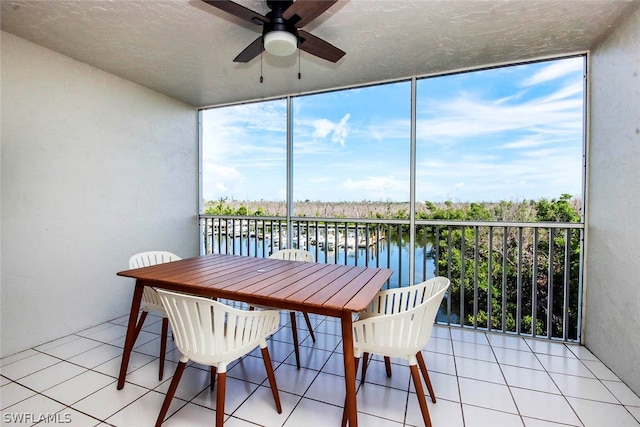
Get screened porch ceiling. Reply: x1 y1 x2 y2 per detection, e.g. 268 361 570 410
1 0 637 108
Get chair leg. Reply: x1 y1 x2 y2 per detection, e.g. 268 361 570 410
260 347 282 413
302 311 316 342
159 318 168 381
410 364 433 427
290 311 301 369
210 366 217 391
341 357 360 427
384 356 392 377
155 361 186 427
416 351 436 403
216 372 226 427
360 352 369 384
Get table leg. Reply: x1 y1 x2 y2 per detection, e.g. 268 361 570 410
117 281 144 389
341 312 357 427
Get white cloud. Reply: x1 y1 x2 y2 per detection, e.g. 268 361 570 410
332 114 350 146
415 145 582 202
202 164 244 201
309 113 351 146
312 118 334 138
202 102 287 162
416 83 583 142
535 81 584 103
521 57 584 86
363 118 411 142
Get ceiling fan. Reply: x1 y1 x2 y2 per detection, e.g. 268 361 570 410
201 0 345 63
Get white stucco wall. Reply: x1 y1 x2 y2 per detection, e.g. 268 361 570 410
586 8 640 395
1 32 199 356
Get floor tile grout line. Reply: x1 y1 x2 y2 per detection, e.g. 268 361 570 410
486 330 529 426
566 343 632 407
2 371 114 426
528 342 586 426
447 324 468 427
116 385 191 425
1 350 76 382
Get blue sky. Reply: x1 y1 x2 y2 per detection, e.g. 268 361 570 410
202 56 585 203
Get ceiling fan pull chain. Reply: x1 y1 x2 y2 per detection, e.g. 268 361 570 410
260 51 264 83
298 49 301 80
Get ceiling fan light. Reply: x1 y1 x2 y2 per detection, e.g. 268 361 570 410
264 30 298 56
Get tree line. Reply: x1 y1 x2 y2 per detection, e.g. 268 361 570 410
204 194 581 223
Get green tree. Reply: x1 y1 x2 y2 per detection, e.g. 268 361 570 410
424 196 581 339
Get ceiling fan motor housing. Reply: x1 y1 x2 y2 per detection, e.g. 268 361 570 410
263 1 298 56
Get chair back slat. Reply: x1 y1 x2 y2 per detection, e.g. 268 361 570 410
128 251 181 312
361 276 449 318
269 249 314 262
129 251 181 269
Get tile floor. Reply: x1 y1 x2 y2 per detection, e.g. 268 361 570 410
2 306 640 427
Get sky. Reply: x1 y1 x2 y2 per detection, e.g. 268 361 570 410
202 56 585 204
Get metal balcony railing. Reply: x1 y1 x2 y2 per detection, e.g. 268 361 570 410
199 215 584 342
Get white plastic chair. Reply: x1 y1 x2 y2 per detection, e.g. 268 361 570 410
359 276 451 384
343 277 450 427
254 249 316 369
128 251 182 381
154 289 282 427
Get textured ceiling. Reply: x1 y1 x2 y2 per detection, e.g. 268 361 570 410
2 0 638 107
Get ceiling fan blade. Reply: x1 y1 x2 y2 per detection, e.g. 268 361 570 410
201 0 268 26
298 30 345 63
283 0 339 27
233 36 264 63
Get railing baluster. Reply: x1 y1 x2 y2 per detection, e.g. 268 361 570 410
245 219 249 256
333 223 339 264
397 223 403 289
460 226 466 327
447 226 453 323
532 228 539 338
261 220 266 257
422 225 428 284
473 226 479 329
547 228 555 339
363 224 368 267
487 226 493 332
576 228 585 343
343 221 348 265
375 223 381 270
563 228 571 341
323 222 329 264
354 224 359 266
516 227 523 335
216 219 221 254
232 218 237 254
502 226 508 333
435 225 440 277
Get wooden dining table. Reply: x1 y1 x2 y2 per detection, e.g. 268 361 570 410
116 253 393 426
